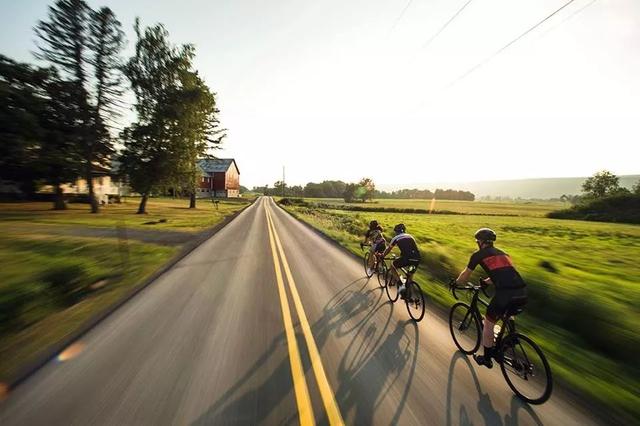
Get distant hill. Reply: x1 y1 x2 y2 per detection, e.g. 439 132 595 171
379 175 640 199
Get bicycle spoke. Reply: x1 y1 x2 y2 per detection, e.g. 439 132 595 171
500 334 552 404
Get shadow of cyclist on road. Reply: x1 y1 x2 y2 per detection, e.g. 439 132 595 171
446 351 543 426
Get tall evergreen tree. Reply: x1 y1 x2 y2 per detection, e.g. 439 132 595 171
35 0 124 213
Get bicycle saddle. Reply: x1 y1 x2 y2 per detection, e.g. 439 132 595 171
504 296 527 317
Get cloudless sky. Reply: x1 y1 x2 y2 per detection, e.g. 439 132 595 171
1 0 639 188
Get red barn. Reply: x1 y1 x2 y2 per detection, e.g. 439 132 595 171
197 158 241 198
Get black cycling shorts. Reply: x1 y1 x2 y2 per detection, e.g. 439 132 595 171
373 241 386 253
487 288 528 320
393 256 420 270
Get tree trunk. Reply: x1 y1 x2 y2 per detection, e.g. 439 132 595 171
87 166 99 213
137 193 149 214
53 183 67 210
189 191 196 209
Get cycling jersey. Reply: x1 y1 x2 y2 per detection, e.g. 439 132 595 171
467 246 526 290
389 233 421 260
365 228 385 244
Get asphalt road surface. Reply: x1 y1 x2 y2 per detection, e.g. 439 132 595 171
0 197 602 425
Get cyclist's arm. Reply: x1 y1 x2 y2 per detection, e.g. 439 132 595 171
382 242 395 258
455 251 480 285
455 268 472 285
361 230 370 246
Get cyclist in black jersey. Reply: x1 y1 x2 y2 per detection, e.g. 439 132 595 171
382 223 421 299
360 220 386 275
454 228 528 368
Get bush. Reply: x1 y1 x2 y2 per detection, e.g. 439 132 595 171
278 198 306 206
41 263 89 306
548 194 640 224
0 286 30 332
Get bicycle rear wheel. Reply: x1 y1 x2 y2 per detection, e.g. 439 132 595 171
500 333 553 405
385 272 399 302
376 261 387 288
405 281 426 322
363 251 374 278
448 302 481 354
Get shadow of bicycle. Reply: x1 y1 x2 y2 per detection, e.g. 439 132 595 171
446 351 543 426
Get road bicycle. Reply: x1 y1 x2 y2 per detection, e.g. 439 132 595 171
385 255 426 322
361 244 387 287
448 280 553 404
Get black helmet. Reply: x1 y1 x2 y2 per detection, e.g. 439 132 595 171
393 223 406 234
369 220 378 229
474 228 496 243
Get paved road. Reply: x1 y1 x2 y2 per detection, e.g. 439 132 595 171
0 197 601 425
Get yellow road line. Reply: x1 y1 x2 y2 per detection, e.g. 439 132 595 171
265 208 315 425
266 206 345 426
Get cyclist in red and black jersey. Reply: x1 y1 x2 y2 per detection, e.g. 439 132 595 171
382 223 421 299
454 228 527 368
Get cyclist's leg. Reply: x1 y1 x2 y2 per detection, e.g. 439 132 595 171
367 244 376 269
406 259 419 283
390 258 403 284
476 292 507 367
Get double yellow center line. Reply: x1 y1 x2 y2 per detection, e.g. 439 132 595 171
265 203 344 426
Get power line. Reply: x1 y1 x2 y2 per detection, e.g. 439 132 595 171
422 0 475 49
389 0 414 34
449 0 579 87
537 0 598 39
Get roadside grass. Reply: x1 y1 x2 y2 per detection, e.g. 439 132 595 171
0 197 251 232
0 197 249 382
282 203 640 421
297 197 565 217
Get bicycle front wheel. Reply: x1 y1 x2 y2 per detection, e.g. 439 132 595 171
448 302 481 354
500 333 553 405
405 281 426 322
363 251 374 278
385 273 399 302
377 261 387 288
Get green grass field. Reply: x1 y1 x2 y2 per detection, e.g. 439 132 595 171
0 197 249 382
282 202 640 421
0 197 251 232
297 197 566 217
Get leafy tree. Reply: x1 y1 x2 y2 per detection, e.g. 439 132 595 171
633 180 640 195
0 55 83 208
358 177 375 202
120 20 198 214
582 170 621 199
35 0 125 213
273 180 286 197
0 55 48 194
170 71 225 209
343 183 358 203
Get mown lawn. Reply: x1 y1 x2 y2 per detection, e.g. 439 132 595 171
0 197 249 383
0 197 251 232
298 197 565 217
282 203 640 422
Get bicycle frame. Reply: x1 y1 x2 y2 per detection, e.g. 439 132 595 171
453 282 517 349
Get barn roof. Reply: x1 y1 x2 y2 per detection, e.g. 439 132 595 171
198 158 240 174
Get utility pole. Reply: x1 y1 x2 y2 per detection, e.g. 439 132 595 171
282 166 285 198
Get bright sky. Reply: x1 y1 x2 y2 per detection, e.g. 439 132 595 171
1 0 639 188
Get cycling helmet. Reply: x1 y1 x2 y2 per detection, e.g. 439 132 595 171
474 228 497 243
369 220 379 229
393 223 406 234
